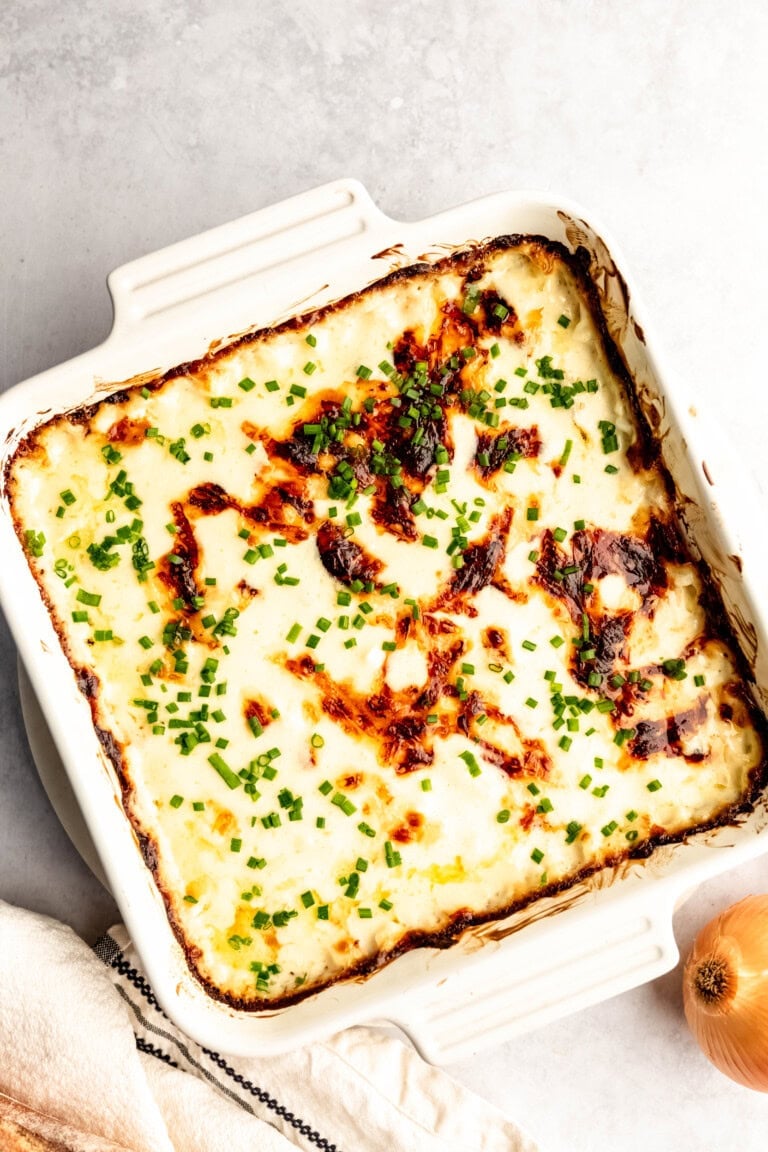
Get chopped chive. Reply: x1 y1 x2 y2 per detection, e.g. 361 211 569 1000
565 820 582 843
459 750 481 776
76 589 101 607
208 753 240 790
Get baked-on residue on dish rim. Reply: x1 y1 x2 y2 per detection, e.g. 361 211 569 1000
6 234 767 1010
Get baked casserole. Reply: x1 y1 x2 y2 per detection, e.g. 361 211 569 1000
7 236 765 1007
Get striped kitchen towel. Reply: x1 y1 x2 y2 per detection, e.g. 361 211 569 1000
0 901 536 1152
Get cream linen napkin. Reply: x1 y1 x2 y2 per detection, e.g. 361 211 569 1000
0 901 537 1152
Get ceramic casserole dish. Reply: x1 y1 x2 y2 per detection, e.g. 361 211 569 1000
2 180 768 1062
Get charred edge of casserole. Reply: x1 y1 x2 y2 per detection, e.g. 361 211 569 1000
5 233 768 1009
0 235 633 481
139 782 761 1013
0 490 141 812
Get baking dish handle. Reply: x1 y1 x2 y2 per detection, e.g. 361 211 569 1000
389 889 678 1065
106 179 390 334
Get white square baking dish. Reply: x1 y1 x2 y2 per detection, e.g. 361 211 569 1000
2 180 767 1062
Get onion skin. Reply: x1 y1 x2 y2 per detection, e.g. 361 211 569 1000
683 895 768 1092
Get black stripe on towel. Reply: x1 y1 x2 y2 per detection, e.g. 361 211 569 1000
135 1034 179 1068
95 934 340 1152
203 1048 340 1152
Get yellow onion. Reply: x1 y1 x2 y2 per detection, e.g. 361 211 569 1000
683 895 768 1091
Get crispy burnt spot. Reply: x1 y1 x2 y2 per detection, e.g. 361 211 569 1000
434 507 513 612
476 289 524 342
370 480 418 541
272 428 323 475
395 416 446 479
186 481 312 542
574 615 630 692
390 811 424 843
271 396 358 477
577 528 666 600
284 618 546 781
187 482 232 514
67 390 130 426
535 521 682 690
536 522 674 625
629 696 709 762
75 665 99 699
284 624 467 774
455 689 485 737
482 625 511 662
315 520 383 587
455 692 552 779
158 502 200 608
414 625 464 710
269 484 315 523
476 732 552 780
241 486 313 541
284 654 436 773
474 427 541 479
106 416 150 445
243 697 274 736
236 579 260 600
275 389 429 543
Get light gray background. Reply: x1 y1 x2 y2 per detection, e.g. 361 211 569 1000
2 2 768 1149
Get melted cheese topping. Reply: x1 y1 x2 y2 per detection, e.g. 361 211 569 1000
8 239 763 1006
